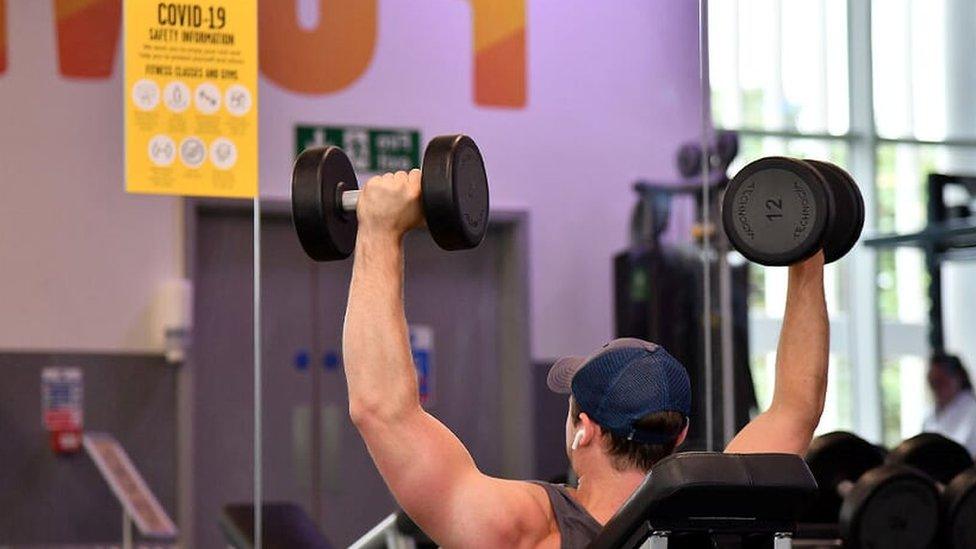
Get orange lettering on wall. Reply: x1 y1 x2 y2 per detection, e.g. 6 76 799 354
55 0 121 78
259 0 377 94
0 0 6 74
469 0 526 108
1 0 526 107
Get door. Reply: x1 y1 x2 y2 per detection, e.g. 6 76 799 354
191 202 529 547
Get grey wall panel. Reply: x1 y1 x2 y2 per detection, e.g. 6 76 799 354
532 360 572 482
191 208 257 549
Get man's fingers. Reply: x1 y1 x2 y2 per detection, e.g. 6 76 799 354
362 170 422 205
361 175 384 199
408 169 422 189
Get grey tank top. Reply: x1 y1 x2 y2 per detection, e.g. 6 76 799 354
530 481 603 548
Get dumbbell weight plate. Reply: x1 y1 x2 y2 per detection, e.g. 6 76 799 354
804 431 887 524
722 157 831 266
804 160 864 264
292 146 359 261
421 135 489 251
714 130 739 168
887 432 975 486
944 467 976 548
839 464 940 549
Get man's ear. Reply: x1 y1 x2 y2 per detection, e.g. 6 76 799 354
675 421 690 448
577 413 599 448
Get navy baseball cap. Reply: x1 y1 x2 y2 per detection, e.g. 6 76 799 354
547 338 691 444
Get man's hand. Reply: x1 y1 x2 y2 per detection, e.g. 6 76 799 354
357 169 424 238
726 251 828 455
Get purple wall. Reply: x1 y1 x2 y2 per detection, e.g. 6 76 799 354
258 0 706 358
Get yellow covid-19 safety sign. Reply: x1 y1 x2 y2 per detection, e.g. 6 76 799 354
124 1 257 198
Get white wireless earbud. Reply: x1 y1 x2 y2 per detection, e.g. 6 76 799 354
571 429 585 451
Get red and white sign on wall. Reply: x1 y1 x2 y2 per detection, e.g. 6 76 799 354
41 367 83 453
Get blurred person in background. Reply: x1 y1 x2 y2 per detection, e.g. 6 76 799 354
924 353 976 456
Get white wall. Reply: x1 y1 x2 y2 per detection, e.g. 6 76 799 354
0 0 181 353
0 0 703 358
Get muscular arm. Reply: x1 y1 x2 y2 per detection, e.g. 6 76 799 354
726 252 828 455
342 172 548 548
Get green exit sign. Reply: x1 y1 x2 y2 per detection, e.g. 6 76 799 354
296 125 421 173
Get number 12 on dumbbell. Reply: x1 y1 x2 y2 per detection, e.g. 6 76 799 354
764 197 784 220
292 135 490 262
722 157 865 266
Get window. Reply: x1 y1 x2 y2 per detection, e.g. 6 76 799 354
709 0 975 446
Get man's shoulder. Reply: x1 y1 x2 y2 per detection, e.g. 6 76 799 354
509 479 557 516
436 478 556 548
502 480 559 544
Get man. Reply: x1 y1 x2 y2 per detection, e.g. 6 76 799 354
924 353 976 456
343 170 829 548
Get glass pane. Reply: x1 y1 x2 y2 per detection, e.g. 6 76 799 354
880 356 931 447
874 143 976 326
875 143 976 234
872 0 976 141
873 143 976 451
709 0 850 134
884 255 976 453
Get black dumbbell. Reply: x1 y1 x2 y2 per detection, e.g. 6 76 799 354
292 135 489 261
722 157 864 266
944 468 976 549
887 432 974 485
886 433 976 548
804 431 940 548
